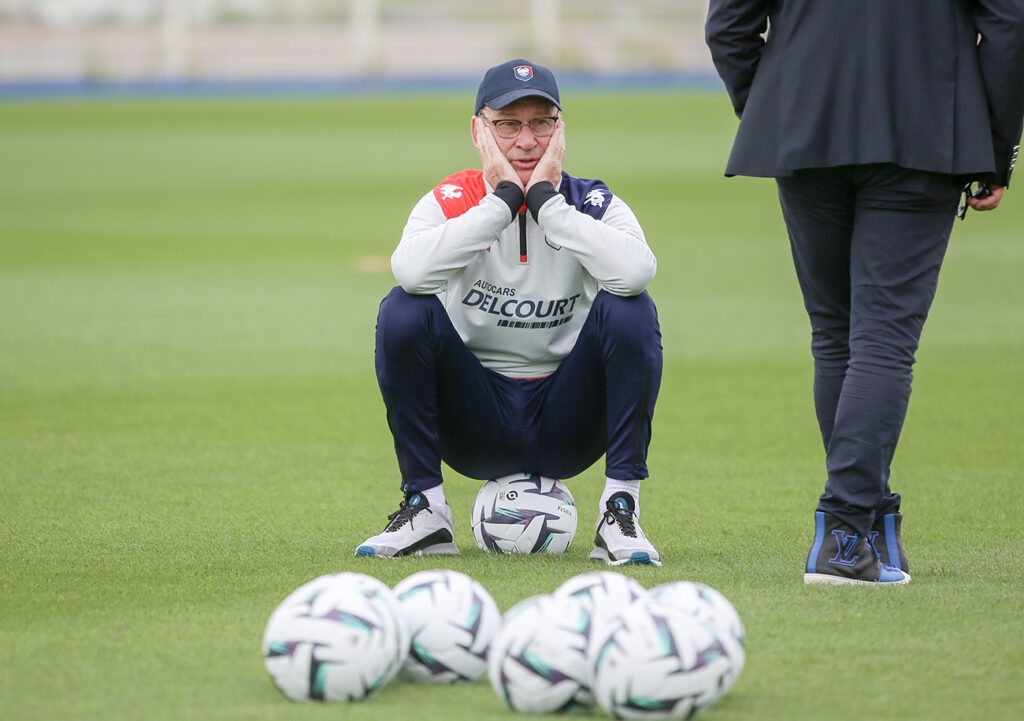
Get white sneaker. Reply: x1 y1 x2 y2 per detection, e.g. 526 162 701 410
589 492 662 566
355 492 459 558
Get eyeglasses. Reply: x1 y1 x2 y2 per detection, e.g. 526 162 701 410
478 113 560 139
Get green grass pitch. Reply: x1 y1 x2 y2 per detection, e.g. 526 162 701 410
1 91 1022 720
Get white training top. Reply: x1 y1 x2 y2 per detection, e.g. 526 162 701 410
390 169 657 378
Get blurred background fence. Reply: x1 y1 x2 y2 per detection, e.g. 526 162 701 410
0 0 715 87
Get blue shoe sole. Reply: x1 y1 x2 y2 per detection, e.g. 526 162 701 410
624 552 653 565
355 546 376 557
589 549 662 566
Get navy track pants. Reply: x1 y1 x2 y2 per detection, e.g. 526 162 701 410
374 287 663 493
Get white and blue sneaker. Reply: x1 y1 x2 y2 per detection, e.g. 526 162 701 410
589 492 662 566
355 492 459 558
804 511 910 585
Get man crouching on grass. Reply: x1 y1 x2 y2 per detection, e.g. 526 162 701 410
355 59 664 566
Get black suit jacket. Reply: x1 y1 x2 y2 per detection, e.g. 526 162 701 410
706 0 1024 186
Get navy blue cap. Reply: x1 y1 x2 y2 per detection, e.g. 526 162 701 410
474 59 561 114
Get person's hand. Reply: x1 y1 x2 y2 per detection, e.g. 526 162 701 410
526 120 565 193
968 185 1004 211
473 116 522 191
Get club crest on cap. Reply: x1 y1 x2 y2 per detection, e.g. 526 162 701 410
513 65 534 82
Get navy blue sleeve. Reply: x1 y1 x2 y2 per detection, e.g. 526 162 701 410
557 172 613 220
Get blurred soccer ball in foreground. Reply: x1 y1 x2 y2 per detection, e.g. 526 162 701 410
648 581 746 696
471 473 577 553
554 570 647 653
392 569 501 683
588 595 738 719
263 572 409 702
487 593 594 713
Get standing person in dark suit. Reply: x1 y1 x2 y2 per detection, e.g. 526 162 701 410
706 1 1024 585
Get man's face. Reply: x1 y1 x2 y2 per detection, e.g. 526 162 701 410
477 97 559 187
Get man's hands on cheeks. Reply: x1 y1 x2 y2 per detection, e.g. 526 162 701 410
473 115 522 191
526 120 565 193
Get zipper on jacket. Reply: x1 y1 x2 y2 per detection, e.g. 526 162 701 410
518 211 528 264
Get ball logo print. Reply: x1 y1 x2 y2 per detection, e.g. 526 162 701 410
471 474 577 554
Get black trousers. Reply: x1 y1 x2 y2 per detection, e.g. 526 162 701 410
374 287 663 492
776 164 962 534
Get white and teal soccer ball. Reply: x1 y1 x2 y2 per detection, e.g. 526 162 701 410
471 473 577 554
487 593 594 713
648 581 745 696
262 572 409 702
588 596 735 720
555 570 646 637
392 569 501 684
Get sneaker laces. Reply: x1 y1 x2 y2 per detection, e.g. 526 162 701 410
604 501 638 538
383 498 429 532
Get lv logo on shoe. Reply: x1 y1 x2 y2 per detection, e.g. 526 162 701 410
828 529 862 568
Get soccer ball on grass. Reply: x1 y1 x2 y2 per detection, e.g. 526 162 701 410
588 596 737 719
471 473 577 553
392 569 501 683
487 593 594 713
262 572 409 702
648 581 746 696
555 570 646 644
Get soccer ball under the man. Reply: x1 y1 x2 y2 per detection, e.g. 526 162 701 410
588 596 736 720
262 572 409 702
392 569 501 684
471 473 577 554
487 593 594 713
